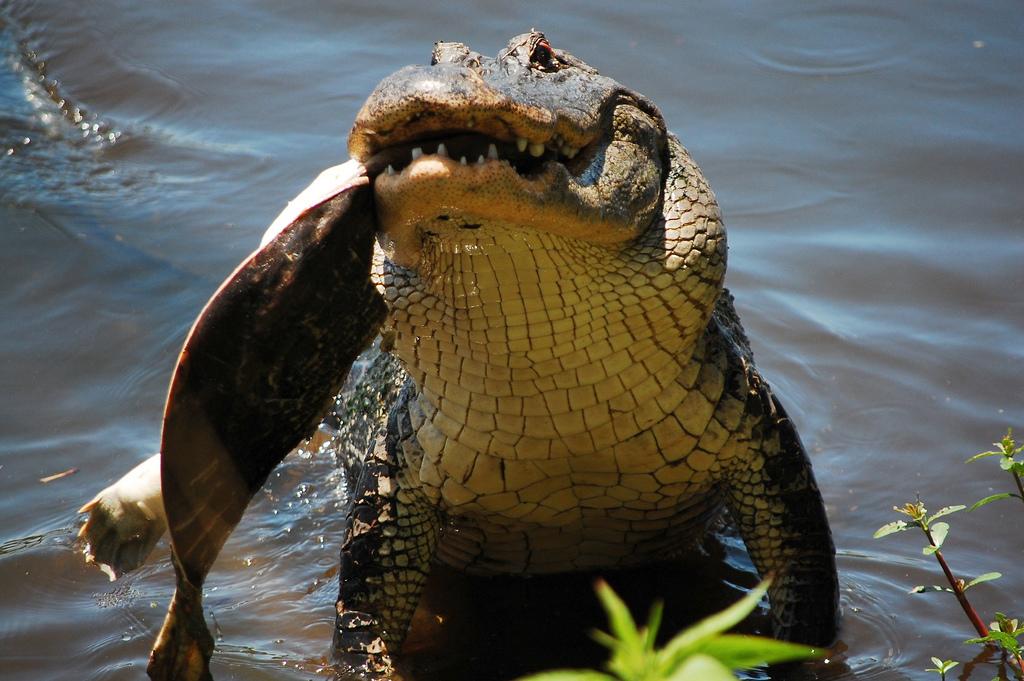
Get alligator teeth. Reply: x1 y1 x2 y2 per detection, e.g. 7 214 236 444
390 137 579 173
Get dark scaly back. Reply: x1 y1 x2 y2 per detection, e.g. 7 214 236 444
713 292 839 645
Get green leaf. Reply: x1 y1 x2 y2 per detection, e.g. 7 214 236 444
967 631 1023 654
642 601 664 653
964 572 1002 590
515 671 619 681
925 522 950 553
594 580 641 652
966 449 1002 463
695 634 821 668
927 505 965 523
999 457 1015 471
969 493 1014 511
592 585 636 680
665 654 738 681
590 629 619 651
992 612 1023 636
873 520 909 539
925 658 959 674
657 581 769 671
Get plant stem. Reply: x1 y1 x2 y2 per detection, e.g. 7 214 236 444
1014 471 1024 505
923 528 989 638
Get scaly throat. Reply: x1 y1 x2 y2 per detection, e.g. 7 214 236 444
381 222 698 467
381 222 696 393
402 223 620 344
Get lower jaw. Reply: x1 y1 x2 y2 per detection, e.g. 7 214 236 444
373 162 636 267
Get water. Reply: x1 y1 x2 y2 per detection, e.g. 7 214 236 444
1 1 1022 679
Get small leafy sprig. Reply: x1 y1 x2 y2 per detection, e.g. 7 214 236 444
966 614 1024 667
925 657 958 680
518 580 820 681
874 428 1024 679
874 499 993 638
966 429 1024 510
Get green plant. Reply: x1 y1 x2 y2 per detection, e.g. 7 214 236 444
925 657 958 680
874 429 1024 680
874 499 993 637
966 429 1024 510
516 580 821 681
966 614 1024 666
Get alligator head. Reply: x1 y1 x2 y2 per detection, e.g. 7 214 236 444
352 31 669 266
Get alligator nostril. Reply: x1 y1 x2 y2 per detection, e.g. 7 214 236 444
431 41 470 66
431 42 485 71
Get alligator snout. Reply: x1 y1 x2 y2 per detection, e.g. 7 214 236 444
350 63 593 164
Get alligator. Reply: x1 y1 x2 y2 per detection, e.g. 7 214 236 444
78 31 839 680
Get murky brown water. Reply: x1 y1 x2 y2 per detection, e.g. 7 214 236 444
1 2 1022 680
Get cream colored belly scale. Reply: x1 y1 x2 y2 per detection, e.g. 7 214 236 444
375 177 734 573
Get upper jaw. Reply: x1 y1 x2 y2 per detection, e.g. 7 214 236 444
346 58 657 171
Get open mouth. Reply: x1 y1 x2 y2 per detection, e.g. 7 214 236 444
358 106 660 256
364 130 595 179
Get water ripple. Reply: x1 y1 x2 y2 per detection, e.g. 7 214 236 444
834 556 910 680
749 6 910 77
0 526 71 557
5 20 125 148
715 156 850 219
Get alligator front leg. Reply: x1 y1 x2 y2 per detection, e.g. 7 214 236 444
334 419 442 677
725 393 838 647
